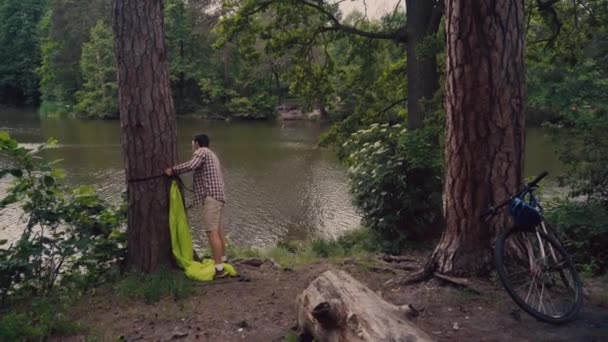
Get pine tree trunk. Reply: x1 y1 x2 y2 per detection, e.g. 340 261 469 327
405 0 440 130
112 0 177 272
430 0 526 276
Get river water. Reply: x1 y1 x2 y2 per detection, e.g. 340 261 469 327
0 108 563 248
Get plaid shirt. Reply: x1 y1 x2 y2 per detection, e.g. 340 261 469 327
172 147 225 203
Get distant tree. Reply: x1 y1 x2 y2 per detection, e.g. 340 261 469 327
0 0 47 105
75 21 118 119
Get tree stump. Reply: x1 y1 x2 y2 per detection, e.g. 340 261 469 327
296 270 434 342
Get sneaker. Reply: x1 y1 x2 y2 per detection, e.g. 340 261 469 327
214 269 227 279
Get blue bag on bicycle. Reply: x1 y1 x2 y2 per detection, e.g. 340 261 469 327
509 197 542 227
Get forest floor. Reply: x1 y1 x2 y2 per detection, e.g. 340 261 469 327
54 255 608 342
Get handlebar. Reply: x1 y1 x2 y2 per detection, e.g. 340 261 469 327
527 171 548 189
479 171 548 221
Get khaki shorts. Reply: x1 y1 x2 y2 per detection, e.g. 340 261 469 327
202 196 224 232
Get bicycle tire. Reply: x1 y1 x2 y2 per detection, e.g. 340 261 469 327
495 227 583 324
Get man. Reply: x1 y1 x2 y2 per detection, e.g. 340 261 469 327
165 134 228 278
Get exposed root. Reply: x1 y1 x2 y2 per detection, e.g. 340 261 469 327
398 257 437 285
433 273 471 287
434 273 482 294
399 267 435 285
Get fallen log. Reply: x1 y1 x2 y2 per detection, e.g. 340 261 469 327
296 270 434 342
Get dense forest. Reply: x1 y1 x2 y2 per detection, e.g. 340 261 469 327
1 1 606 126
1 0 608 339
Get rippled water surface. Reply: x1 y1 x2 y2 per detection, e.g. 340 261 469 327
0 109 361 248
0 108 564 248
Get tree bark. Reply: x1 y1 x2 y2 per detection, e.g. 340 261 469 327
112 0 177 272
296 270 433 342
405 0 441 130
429 0 526 276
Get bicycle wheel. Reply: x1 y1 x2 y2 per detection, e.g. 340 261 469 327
495 227 583 324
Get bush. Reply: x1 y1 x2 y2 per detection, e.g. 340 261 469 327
342 124 443 254
227 94 278 120
0 132 126 302
546 107 608 204
547 200 608 276
0 295 82 341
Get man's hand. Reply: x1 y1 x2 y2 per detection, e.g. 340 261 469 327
165 167 173 177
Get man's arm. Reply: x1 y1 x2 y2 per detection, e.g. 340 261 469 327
169 149 206 175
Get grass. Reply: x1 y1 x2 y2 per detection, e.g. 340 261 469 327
284 331 299 342
114 267 195 304
0 295 84 342
0 229 379 341
226 228 378 269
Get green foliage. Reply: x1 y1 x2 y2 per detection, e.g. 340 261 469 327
0 0 47 105
342 123 443 253
0 295 83 341
309 228 378 258
38 0 110 115
219 1 408 125
526 4 608 278
527 1 608 203
116 268 194 304
0 131 126 302
227 94 278 119
226 228 378 269
547 107 608 203
526 0 608 126
548 200 608 275
75 21 118 119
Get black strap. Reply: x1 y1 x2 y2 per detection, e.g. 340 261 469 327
127 173 165 183
126 173 195 195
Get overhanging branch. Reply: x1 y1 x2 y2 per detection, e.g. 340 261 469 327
298 0 407 43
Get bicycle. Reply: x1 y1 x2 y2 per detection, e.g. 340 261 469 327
481 171 583 324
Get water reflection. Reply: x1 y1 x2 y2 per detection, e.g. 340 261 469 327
0 109 565 249
0 110 360 248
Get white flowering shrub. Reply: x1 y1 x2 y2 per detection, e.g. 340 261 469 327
343 123 443 253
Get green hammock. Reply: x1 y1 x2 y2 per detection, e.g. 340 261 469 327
169 180 237 281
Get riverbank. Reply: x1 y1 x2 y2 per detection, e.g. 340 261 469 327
70 262 607 342
3 233 607 342
51 257 608 341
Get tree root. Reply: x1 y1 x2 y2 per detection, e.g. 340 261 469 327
397 263 482 294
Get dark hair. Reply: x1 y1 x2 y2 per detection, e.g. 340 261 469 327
193 134 210 147
192 134 210 147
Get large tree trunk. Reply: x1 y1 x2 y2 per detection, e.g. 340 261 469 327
405 0 441 130
113 0 177 272
429 0 526 276
296 270 433 342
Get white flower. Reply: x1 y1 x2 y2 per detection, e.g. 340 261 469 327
363 142 370 147
392 124 402 128
381 191 387 196
381 128 387 133
342 141 349 147
373 141 381 148
370 123 380 128
381 123 389 128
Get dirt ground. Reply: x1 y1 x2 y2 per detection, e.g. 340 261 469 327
62 257 608 342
